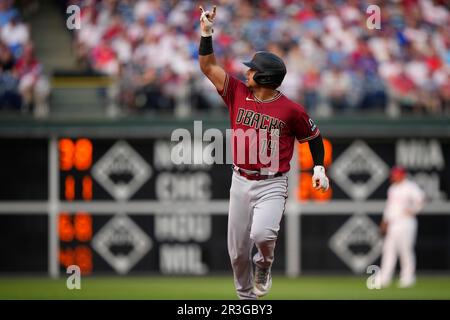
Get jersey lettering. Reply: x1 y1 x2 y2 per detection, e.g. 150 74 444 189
235 108 286 134
243 110 253 126
236 108 245 124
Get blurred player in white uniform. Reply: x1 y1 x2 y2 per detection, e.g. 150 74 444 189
379 166 425 288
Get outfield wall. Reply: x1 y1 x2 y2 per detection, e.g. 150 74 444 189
0 117 449 277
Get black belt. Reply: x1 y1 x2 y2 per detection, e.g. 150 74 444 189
233 166 284 181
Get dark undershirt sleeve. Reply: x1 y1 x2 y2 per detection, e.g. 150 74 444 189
308 134 324 166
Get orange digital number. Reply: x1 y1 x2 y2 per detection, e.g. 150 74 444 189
59 212 94 275
75 246 93 275
59 139 75 171
65 175 75 201
59 248 74 267
74 139 93 171
59 138 93 171
64 174 93 201
59 213 74 242
59 246 93 275
74 212 93 242
59 212 93 242
82 175 93 201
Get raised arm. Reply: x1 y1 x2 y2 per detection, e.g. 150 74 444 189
198 5 226 92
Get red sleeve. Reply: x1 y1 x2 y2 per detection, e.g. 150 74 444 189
217 74 245 108
293 109 320 143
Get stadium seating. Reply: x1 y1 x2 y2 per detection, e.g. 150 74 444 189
66 0 449 117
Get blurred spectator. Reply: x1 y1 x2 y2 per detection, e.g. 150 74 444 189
386 67 419 114
0 39 14 71
90 39 119 76
0 39 21 109
118 56 173 113
0 1 48 117
301 66 321 113
321 65 352 113
0 0 19 28
1 11 29 59
13 44 50 117
65 0 449 117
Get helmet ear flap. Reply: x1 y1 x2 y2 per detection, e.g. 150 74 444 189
253 71 281 86
253 72 262 84
253 71 271 85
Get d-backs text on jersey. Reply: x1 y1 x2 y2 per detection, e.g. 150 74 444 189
236 108 286 136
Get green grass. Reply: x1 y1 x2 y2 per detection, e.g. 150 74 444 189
0 276 449 300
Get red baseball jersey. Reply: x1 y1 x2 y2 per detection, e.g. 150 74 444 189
218 74 320 173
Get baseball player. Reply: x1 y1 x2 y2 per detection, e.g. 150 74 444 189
198 5 329 299
379 166 425 288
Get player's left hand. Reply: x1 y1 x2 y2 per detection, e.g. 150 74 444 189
312 165 329 192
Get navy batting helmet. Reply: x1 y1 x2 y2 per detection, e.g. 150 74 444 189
243 51 287 87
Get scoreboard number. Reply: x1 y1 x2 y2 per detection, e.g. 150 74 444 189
58 138 94 275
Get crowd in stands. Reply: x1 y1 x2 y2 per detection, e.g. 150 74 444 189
66 0 449 117
2 0 447 117
0 0 49 117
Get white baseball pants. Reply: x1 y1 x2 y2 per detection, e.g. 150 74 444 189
380 217 418 287
227 171 288 300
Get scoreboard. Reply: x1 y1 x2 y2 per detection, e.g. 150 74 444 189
58 138 232 201
56 138 236 276
0 135 449 275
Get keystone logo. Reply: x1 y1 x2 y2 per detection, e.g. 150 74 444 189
92 141 152 200
330 140 389 200
329 214 383 274
92 214 152 274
